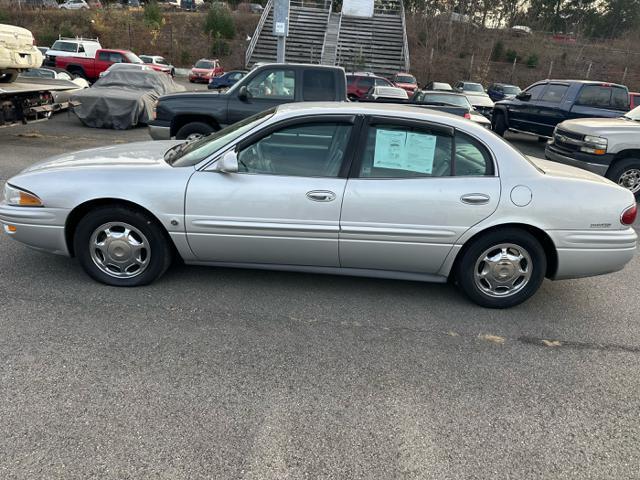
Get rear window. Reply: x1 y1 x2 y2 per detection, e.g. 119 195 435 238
51 41 77 53
576 85 629 110
415 92 470 108
463 83 484 92
303 70 336 101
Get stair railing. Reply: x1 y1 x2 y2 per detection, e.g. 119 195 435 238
400 0 410 72
245 0 274 68
319 1 334 65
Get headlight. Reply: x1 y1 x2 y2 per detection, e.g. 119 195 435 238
584 135 608 147
581 135 608 155
2 184 43 207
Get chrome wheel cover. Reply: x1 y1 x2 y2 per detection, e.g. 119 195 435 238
186 132 203 141
474 243 532 298
89 222 150 279
618 168 640 194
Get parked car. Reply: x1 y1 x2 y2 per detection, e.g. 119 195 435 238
411 90 491 128
55 48 145 81
59 0 90 9
511 25 532 36
492 80 630 139
487 83 521 102
424 81 453 91
363 85 408 101
630 92 640 109
454 81 485 94
208 70 247 90
391 72 418 94
71 69 185 129
189 58 223 83
0 24 43 83
44 37 102 67
546 105 640 198
2 103 636 308
346 73 394 100
150 63 347 140
140 55 175 76
20 67 89 108
455 81 494 118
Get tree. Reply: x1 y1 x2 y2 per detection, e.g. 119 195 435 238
204 4 236 40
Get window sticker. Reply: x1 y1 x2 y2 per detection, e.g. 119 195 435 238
373 129 437 174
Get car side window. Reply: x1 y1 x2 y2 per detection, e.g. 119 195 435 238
109 53 125 63
455 132 494 176
525 83 546 100
358 124 453 178
246 69 295 100
97 51 110 61
359 77 374 89
303 70 335 101
539 84 568 103
375 78 390 87
237 122 352 177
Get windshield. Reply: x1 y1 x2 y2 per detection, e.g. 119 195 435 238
195 60 214 69
51 41 77 52
395 75 416 84
415 92 470 108
502 85 521 95
125 52 144 64
140 56 152 64
168 109 275 167
464 83 484 92
623 106 640 121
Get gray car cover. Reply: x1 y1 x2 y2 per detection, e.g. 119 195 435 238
71 70 185 130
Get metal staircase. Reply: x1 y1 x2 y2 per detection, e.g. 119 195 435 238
320 11 341 66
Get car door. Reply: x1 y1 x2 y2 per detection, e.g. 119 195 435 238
226 68 296 125
340 118 500 274
184 116 358 267
507 82 546 131
534 82 569 136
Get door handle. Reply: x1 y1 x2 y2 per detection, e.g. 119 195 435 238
460 193 490 205
306 190 336 202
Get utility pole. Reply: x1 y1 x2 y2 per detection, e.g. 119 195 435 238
273 0 290 63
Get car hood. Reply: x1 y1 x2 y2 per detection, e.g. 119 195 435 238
558 117 639 136
395 82 417 89
21 141 182 174
191 68 213 74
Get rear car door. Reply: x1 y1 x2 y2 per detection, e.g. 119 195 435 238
226 68 296 125
570 84 630 120
339 118 500 274
185 116 358 266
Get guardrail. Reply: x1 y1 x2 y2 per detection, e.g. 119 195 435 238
245 0 273 68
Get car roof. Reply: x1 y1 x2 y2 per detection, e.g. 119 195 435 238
535 79 626 87
419 90 465 96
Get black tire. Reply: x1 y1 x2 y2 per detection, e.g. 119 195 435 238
0 70 19 83
69 68 87 80
175 121 214 140
454 228 546 308
73 205 172 287
606 158 640 199
492 111 507 137
347 94 359 102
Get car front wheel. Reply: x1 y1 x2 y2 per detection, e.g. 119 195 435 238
73 206 172 287
606 158 640 199
175 121 214 141
492 112 507 136
455 228 546 308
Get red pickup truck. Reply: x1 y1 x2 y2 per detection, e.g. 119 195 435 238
55 49 161 81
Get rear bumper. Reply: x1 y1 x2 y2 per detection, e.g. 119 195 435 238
0 204 70 256
148 122 171 140
549 228 637 280
545 145 612 176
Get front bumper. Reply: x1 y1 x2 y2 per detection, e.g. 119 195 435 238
549 228 637 280
545 144 613 177
148 122 171 140
0 204 70 256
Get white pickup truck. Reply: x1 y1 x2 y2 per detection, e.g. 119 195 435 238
546 105 640 198
0 23 43 83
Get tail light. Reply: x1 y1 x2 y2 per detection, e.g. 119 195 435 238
621 204 637 225
464 112 471 120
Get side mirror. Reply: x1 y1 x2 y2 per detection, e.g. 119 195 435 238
238 85 250 102
516 92 531 101
213 150 239 173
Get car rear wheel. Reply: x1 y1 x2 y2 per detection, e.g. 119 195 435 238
492 112 507 137
606 158 640 198
175 121 214 141
455 228 546 308
73 206 172 287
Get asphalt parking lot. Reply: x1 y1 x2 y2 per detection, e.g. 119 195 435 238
1 109 639 479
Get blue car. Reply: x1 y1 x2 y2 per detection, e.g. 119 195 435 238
487 83 521 102
207 70 247 90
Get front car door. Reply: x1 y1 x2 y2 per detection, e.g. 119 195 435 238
340 118 500 274
226 68 296 126
185 116 358 267
535 82 570 136
507 82 547 131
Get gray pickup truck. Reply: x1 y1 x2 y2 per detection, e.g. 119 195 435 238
545 105 640 198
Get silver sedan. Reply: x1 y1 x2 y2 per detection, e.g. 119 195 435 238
1 103 637 308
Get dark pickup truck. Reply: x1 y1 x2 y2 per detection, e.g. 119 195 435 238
492 80 630 138
149 63 347 140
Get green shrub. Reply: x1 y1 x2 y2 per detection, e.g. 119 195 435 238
144 1 163 29
505 49 518 63
0 9 7 23
211 36 231 56
204 4 236 40
491 40 504 61
526 53 539 68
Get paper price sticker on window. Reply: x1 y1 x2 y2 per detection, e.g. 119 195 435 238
373 129 437 174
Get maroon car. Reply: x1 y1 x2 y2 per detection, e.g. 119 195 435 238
346 73 394 100
391 72 418 94
188 58 224 83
